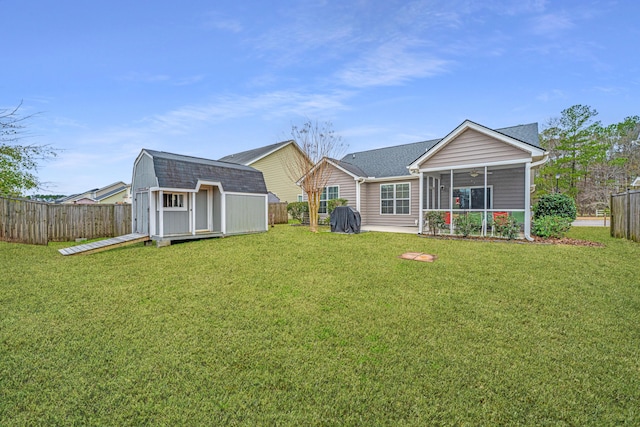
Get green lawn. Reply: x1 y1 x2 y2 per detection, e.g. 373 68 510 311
1 226 639 425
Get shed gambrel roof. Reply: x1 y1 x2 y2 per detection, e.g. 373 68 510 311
143 149 267 194
337 122 540 179
218 140 294 165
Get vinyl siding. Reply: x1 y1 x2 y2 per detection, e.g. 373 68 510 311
302 164 358 219
251 144 307 203
225 194 267 234
361 177 420 226
421 129 530 169
132 154 157 191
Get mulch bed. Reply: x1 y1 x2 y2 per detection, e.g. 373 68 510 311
419 234 605 247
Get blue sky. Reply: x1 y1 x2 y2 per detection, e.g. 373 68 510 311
4 0 638 195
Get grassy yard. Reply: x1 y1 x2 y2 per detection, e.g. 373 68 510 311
1 226 639 425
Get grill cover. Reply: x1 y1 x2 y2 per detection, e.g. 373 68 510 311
330 206 361 234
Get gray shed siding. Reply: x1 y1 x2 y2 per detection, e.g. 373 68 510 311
162 209 190 235
212 188 222 232
132 154 158 191
360 178 420 226
421 129 530 169
225 194 267 235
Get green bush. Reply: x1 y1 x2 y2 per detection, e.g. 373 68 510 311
532 215 572 238
327 198 348 215
424 211 446 236
287 201 309 223
533 194 577 220
493 214 521 240
454 213 482 237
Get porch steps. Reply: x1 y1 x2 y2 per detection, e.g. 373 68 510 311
58 233 150 256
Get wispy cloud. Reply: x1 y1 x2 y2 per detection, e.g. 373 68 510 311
337 39 450 87
145 90 353 133
536 89 567 102
530 12 574 36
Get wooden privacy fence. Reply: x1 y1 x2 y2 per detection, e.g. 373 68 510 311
268 202 288 225
0 197 132 245
610 190 640 243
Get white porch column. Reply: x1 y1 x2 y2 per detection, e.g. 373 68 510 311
149 190 156 237
158 190 164 238
419 172 424 234
449 169 454 234
191 192 196 236
524 161 532 240
483 166 488 236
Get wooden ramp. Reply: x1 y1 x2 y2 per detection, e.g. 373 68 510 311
58 233 149 256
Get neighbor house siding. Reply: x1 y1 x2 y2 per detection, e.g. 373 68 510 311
251 143 306 203
360 178 420 226
421 129 530 169
225 194 267 235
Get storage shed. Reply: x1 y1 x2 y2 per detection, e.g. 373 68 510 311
131 149 269 243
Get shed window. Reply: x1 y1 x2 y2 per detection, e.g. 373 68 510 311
162 193 186 210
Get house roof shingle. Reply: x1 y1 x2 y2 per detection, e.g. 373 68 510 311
338 122 539 178
218 140 293 165
145 149 267 194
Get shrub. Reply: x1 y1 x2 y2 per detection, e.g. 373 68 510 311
327 198 348 215
493 214 521 240
532 215 572 238
287 201 309 223
424 211 446 235
454 213 482 237
533 194 577 220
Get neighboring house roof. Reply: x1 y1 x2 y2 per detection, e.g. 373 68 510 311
267 192 281 203
144 149 267 194
94 185 129 202
57 181 130 204
219 140 295 165
338 122 540 179
632 177 640 187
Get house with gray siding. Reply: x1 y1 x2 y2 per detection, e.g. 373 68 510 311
309 120 548 239
131 149 269 243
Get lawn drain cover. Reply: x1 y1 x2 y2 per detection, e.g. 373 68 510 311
399 252 437 262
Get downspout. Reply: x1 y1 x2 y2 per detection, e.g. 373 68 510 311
419 172 424 234
524 153 549 241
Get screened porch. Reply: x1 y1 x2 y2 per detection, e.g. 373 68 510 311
418 165 532 238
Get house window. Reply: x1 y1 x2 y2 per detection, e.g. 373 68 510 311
319 186 339 214
452 186 492 209
162 192 186 210
380 183 410 215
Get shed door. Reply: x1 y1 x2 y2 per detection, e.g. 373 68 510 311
135 191 149 234
195 189 209 231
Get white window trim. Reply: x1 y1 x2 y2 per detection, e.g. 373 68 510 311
319 185 339 214
380 182 411 215
160 192 188 211
452 185 494 210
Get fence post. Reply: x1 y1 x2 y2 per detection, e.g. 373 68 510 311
610 193 613 237
626 190 631 240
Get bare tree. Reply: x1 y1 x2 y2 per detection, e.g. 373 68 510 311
283 120 345 232
1 101 57 197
